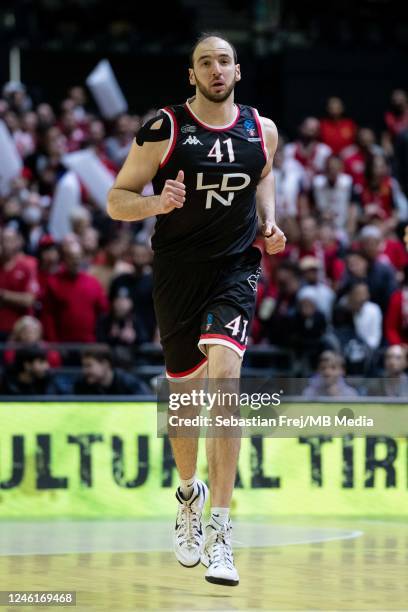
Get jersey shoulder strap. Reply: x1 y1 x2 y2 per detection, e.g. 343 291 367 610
135 112 171 145
135 103 184 146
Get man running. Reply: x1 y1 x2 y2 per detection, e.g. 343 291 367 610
107 32 286 586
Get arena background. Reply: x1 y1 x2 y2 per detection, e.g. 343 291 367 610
0 1 407 610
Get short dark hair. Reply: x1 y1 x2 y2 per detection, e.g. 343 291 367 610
189 32 238 68
14 346 47 372
348 279 369 292
318 350 344 368
346 248 369 262
277 260 301 278
82 345 113 366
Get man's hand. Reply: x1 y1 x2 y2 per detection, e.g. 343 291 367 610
263 222 286 255
159 170 186 214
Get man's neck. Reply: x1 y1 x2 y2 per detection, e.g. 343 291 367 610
188 94 236 127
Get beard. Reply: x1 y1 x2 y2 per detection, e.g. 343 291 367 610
194 73 236 103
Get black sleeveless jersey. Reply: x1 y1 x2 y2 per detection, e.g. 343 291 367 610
150 100 268 262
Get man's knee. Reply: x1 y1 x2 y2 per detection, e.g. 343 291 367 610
207 345 242 378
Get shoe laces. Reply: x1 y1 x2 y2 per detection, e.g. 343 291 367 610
176 502 201 548
207 523 234 569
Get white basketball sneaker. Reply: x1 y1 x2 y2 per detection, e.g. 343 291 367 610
201 519 239 586
173 480 208 567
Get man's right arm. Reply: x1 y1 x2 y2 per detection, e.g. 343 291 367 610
107 129 185 222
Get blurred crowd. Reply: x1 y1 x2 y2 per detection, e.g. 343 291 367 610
0 81 408 396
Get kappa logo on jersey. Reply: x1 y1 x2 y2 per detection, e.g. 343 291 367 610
181 124 197 134
182 135 203 145
196 172 251 209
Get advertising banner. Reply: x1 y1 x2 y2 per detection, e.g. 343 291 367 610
0 403 406 517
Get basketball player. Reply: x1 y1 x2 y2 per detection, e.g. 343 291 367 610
107 33 286 586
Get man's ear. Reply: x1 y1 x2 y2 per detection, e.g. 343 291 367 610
235 64 241 82
189 68 196 86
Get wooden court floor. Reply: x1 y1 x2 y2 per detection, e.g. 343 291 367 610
0 517 406 611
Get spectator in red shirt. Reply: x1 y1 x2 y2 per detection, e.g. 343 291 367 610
385 265 408 346
384 89 408 139
284 117 332 187
341 127 382 187
284 217 345 286
358 155 400 228
42 240 108 342
262 261 301 348
89 232 133 291
0 226 39 339
383 90 408 198
86 119 118 174
36 235 61 301
3 315 62 368
320 96 357 155
59 109 87 152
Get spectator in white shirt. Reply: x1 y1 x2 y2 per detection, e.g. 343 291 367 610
334 280 383 350
283 117 332 217
312 155 359 242
299 256 336 321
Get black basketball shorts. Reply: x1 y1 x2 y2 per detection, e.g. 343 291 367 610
152 246 262 379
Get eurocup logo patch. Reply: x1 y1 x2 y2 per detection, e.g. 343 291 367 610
206 313 214 331
244 119 256 137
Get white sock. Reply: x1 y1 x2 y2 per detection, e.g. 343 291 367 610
179 474 196 500
210 507 229 527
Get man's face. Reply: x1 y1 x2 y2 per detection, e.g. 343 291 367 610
349 284 369 311
326 157 342 181
0 228 22 259
70 86 86 105
131 244 152 270
300 218 317 242
89 121 105 143
347 253 368 277
299 298 316 318
300 118 319 141
82 357 108 385
391 89 407 111
29 358 49 379
64 242 83 275
357 128 374 149
385 347 407 375
303 267 319 284
361 236 380 260
320 359 342 385
373 155 387 177
189 37 241 103
40 246 59 268
327 97 344 118
277 269 298 295
19 320 42 343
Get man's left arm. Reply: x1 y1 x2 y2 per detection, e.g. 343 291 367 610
256 117 286 255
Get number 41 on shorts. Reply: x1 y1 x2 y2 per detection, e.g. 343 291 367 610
224 315 248 343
